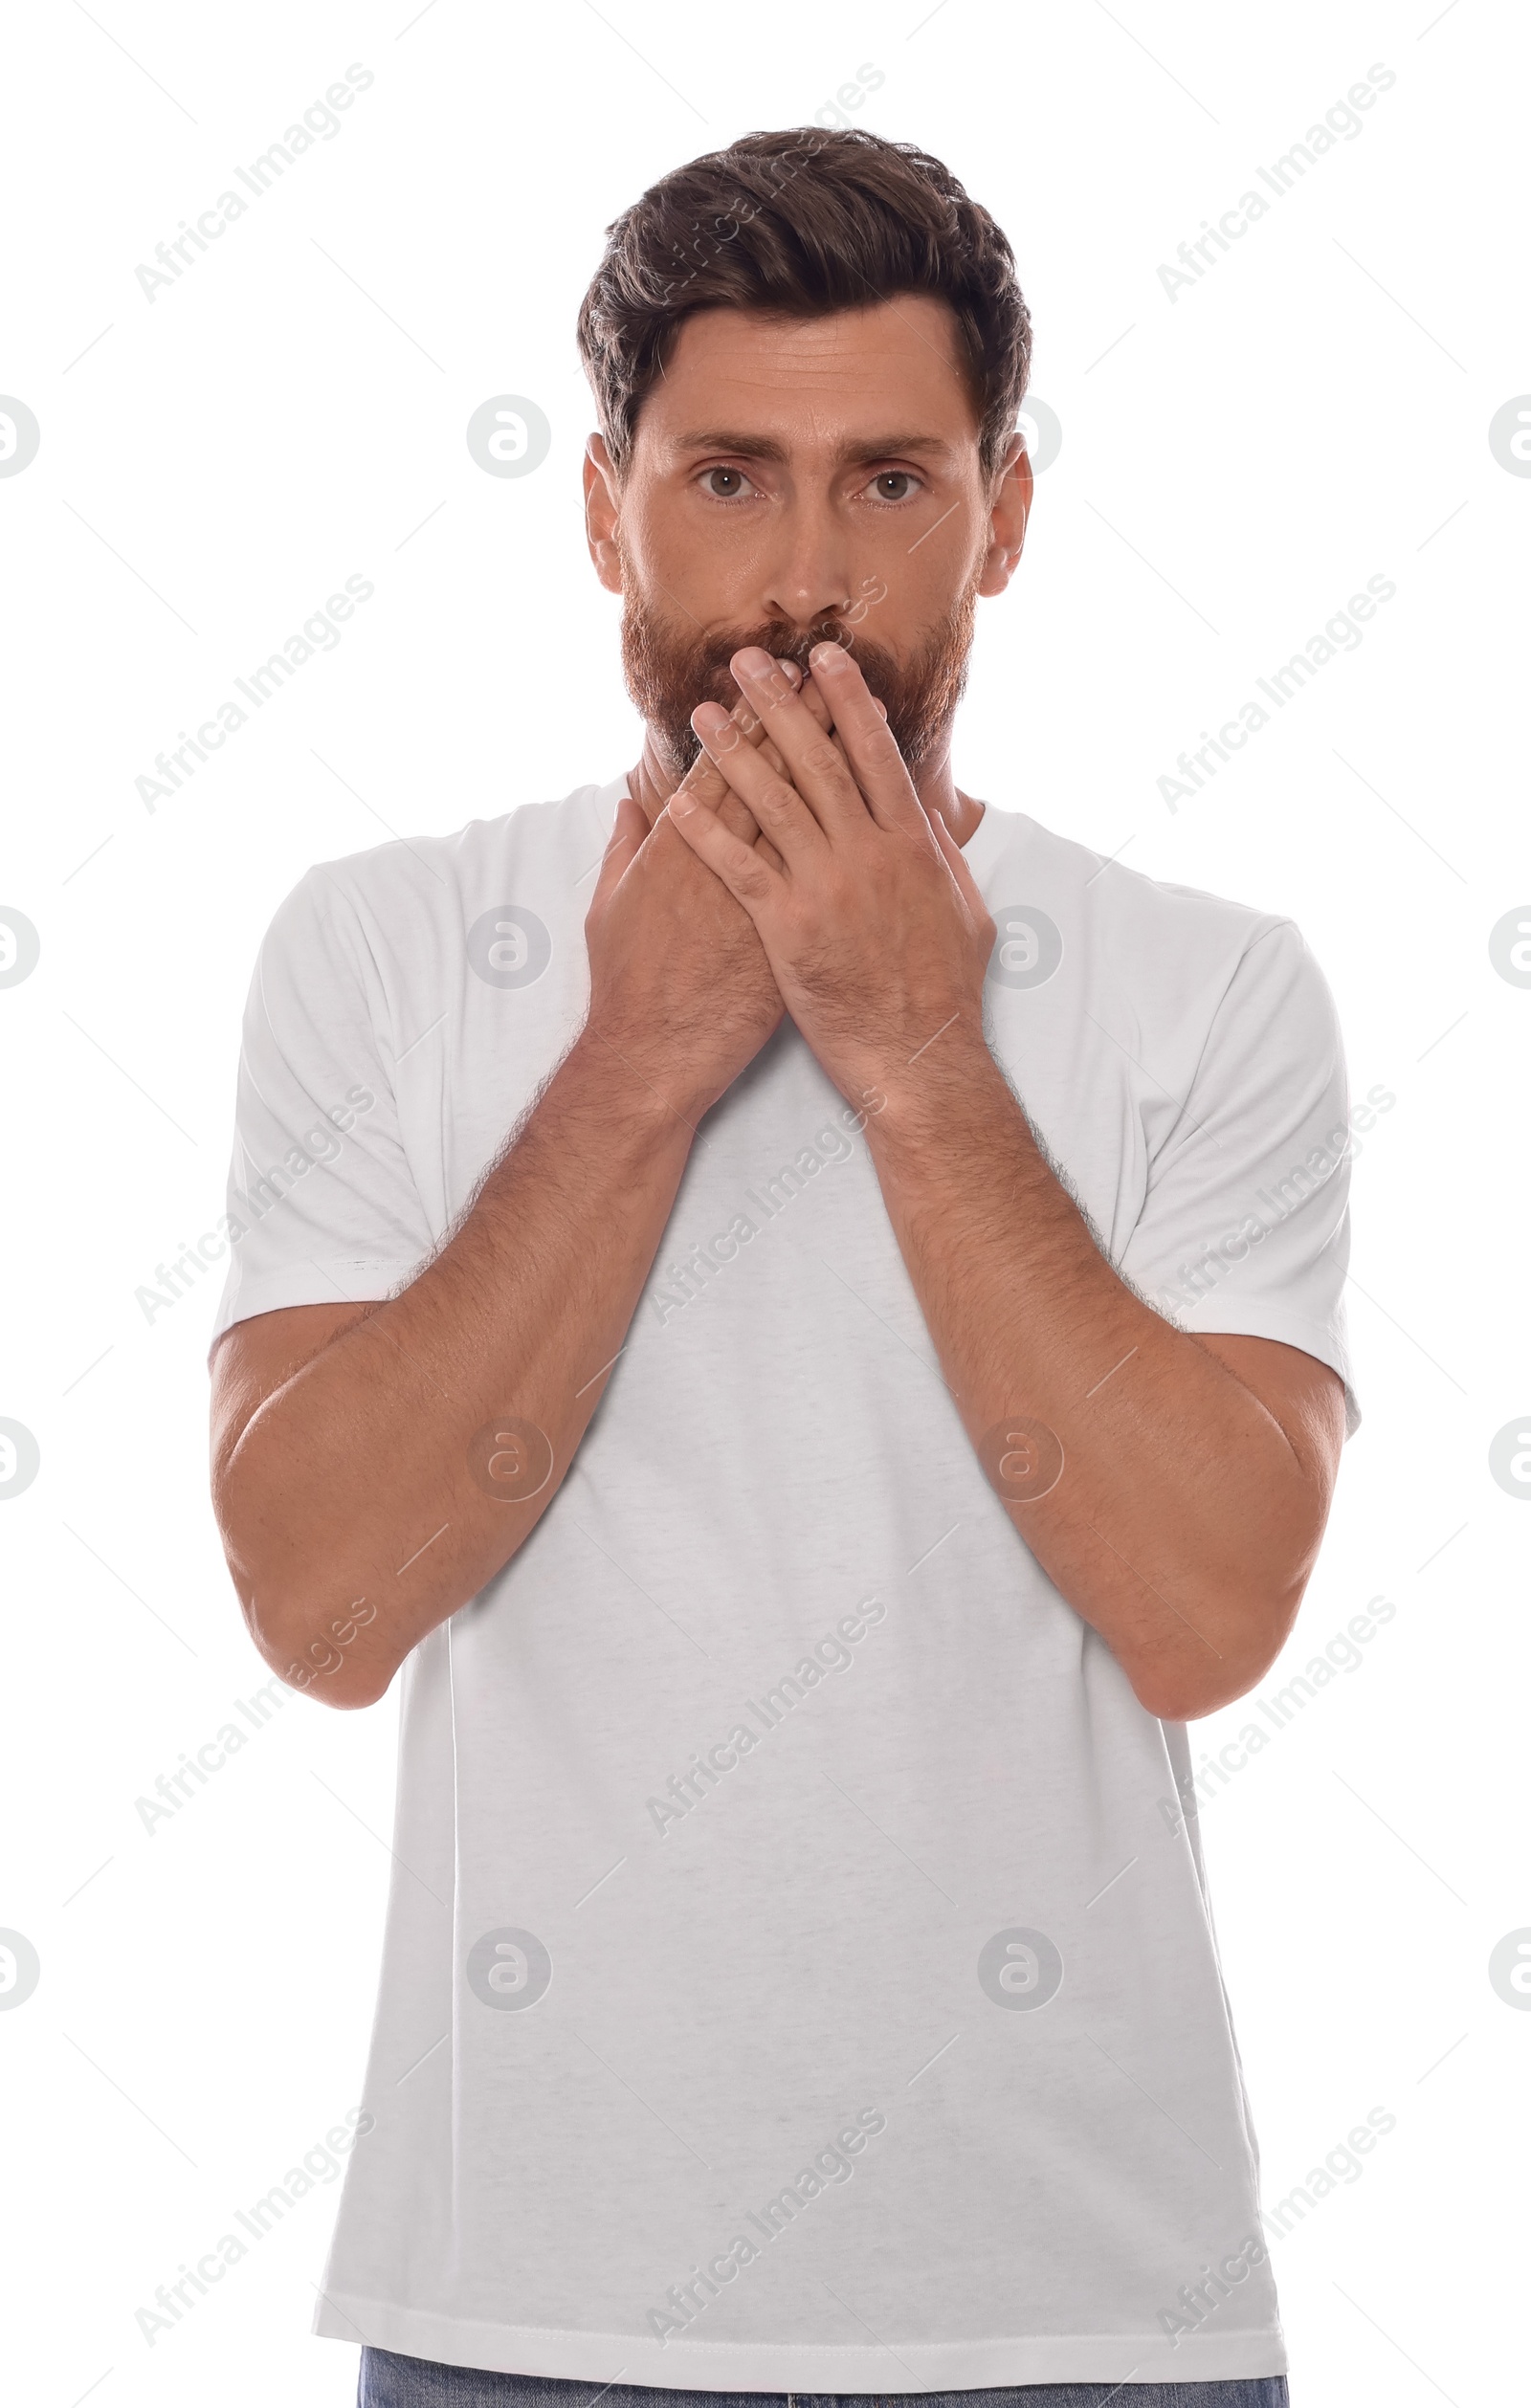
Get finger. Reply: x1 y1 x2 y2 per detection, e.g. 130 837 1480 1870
675 659 836 867
589 788 649 916
808 675 888 790
805 674 885 779
805 642 928 835
673 674 817 867
714 781 763 850
678 664 884 854
691 697 828 868
672 696 768 845
667 767 788 916
768 670 866 802
790 660 836 733
794 666 884 734
736 658 832 782
927 796 990 919
727 647 871 837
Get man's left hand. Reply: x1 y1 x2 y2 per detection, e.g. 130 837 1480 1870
667 642 995 1112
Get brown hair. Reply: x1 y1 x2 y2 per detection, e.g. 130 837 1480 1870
577 127 1031 481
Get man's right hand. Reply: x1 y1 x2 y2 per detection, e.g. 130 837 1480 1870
211 663 842 1707
582 665 836 1124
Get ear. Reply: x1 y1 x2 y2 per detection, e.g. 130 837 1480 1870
584 434 624 596
978 431 1032 599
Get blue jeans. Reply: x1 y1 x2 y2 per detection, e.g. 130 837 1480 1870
357 2355 1289 2407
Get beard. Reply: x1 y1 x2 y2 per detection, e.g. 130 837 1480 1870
619 565 980 784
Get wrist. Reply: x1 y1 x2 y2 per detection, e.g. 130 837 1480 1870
857 1019 1006 1153
566 1020 716 1143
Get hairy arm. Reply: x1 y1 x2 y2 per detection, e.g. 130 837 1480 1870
671 639 1347 1721
211 1036 696 1708
211 687 824 1708
861 1049 1345 1719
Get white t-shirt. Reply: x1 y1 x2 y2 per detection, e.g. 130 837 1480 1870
212 776 1359 2391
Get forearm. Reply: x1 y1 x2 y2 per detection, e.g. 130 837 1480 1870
865 1039 1326 1715
218 1031 696 1704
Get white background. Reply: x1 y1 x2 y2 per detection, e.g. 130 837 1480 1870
2 2 1526 2403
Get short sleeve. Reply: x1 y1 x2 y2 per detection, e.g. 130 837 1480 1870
208 868 435 1353
1117 917 1361 1436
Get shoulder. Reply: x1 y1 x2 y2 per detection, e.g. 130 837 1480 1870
300 779 615 927
975 806 1321 1018
260 779 621 975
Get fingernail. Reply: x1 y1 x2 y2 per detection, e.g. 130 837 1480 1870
692 701 739 750
810 640 850 672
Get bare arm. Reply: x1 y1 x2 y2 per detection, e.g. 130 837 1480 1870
670 640 1347 1720
859 1053 1346 1718
211 696 812 1709
211 1038 698 1709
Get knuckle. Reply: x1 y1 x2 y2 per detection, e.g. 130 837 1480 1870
717 799 757 842
802 739 844 779
864 723 903 768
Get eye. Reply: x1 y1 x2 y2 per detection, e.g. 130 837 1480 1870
863 470 924 502
696 465 760 500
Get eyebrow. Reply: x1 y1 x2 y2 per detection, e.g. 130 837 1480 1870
669 430 954 466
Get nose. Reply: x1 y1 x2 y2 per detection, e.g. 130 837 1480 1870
758 493 854 631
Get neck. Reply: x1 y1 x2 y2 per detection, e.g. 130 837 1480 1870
627 724 986 850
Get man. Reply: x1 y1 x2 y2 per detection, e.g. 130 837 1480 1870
211 128 1356 2408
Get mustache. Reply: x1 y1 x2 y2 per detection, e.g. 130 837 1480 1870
662 622 911 744
621 579 978 779
687 618 867 686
